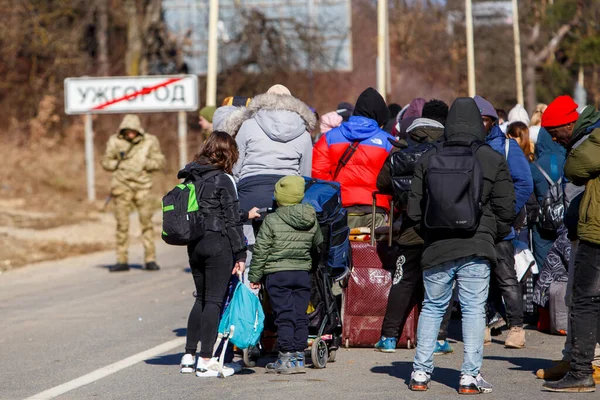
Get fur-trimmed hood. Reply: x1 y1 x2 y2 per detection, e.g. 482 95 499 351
221 93 316 140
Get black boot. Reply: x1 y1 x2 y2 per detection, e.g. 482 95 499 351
109 263 129 272
144 262 160 271
543 372 596 393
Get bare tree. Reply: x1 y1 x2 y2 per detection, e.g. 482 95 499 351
524 0 583 112
124 0 161 76
96 0 109 76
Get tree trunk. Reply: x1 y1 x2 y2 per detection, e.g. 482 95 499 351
125 0 142 76
96 0 109 76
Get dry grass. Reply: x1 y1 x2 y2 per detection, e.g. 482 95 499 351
0 233 110 271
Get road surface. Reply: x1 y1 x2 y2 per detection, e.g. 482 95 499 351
0 241 596 399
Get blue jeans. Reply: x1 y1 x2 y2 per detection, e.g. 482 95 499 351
414 256 491 376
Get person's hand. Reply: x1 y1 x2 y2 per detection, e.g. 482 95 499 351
248 207 261 220
233 261 245 275
250 282 261 290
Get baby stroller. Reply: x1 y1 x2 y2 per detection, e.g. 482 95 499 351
243 178 350 369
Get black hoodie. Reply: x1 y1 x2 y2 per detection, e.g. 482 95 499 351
178 159 247 262
353 87 389 128
407 98 515 270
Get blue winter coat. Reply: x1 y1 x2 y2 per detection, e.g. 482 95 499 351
486 125 534 240
530 128 566 204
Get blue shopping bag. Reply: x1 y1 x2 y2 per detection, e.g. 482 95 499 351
218 280 265 350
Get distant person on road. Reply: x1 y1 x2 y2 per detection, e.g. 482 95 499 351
199 106 216 134
178 131 247 378
312 87 394 229
226 84 315 279
475 95 533 349
407 97 515 394
540 97 600 393
101 114 165 272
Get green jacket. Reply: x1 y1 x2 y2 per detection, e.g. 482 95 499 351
101 114 165 194
564 112 600 245
249 204 323 282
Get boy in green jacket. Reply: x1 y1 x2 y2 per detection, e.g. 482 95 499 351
249 175 323 374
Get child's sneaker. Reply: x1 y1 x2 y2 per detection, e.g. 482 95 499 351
458 373 493 394
180 354 195 374
409 370 431 391
375 336 397 353
265 352 296 374
295 351 306 374
434 340 454 355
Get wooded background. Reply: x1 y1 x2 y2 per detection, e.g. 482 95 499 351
0 0 598 192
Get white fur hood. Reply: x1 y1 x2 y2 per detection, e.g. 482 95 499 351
221 93 316 139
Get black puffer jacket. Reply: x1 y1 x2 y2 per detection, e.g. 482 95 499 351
178 160 247 261
407 98 516 270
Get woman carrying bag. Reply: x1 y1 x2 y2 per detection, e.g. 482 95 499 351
178 131 247 377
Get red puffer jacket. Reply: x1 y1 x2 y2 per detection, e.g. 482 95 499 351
313 116 394 211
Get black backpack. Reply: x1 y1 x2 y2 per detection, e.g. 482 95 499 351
533 162 564 231
389 139 435 208
423 141 485 235
161 171 221 246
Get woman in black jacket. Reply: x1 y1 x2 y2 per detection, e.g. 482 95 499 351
178 131 247 377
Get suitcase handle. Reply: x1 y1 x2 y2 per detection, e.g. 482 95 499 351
371 192 394 247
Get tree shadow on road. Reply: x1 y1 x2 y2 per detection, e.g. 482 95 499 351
95 264 145 270
371 361 460 390
173 328 186 337
145 352 183 366
484 356 554 374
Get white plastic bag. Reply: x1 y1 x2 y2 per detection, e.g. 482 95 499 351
513 240 538 282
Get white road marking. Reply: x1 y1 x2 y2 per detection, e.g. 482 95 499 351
24 337 186 400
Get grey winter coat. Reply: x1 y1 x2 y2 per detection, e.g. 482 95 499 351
224 93 316 182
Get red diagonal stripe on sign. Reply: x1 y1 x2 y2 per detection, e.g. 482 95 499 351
92 77 184 110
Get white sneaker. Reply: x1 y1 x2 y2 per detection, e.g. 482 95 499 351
459 373 493 394
207 357 235 378
196 357 219 378
180 354 195 374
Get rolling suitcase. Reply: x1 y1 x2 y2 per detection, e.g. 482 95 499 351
342 193 419 348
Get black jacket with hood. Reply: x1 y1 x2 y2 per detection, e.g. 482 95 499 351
407 98 516 270
377 119 445 246
178 160 247 262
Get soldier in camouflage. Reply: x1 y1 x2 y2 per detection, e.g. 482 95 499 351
101 114 165 272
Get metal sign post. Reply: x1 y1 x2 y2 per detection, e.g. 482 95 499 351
64 75 199 202
84 114 96 202
178 111 188 170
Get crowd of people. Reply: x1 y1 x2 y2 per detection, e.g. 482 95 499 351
100 84 600 393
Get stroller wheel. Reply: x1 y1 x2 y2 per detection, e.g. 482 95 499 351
311 338 328 369
327 349 337 363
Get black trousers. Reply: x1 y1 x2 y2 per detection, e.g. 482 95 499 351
570 240 600 378
381 246 423 339
490 240 523 327
266 271 311 353
185 232 234 358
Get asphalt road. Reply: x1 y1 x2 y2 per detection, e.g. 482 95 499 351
1 241 597 400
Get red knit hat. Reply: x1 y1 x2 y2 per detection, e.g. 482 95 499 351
541 95 579 128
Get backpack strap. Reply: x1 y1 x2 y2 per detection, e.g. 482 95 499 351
333 141 360 180
533 161 560 185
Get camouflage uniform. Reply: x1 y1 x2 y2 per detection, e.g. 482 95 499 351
101 115 165 264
